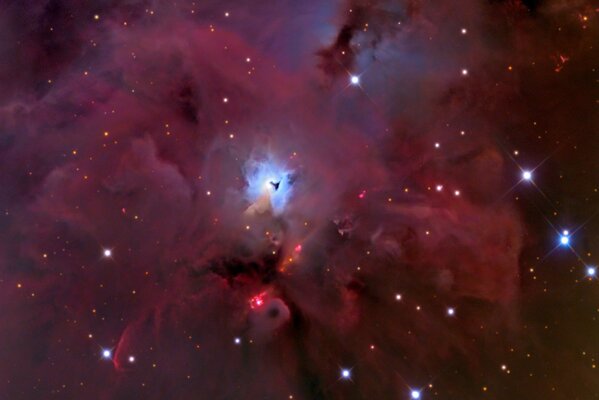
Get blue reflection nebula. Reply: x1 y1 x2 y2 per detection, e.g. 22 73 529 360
244 157 294 214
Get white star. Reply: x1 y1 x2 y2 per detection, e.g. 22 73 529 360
340 368 351 379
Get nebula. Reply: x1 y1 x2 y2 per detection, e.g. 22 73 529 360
1 0 598 399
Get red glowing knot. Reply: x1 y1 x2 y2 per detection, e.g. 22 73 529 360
249 292 267 309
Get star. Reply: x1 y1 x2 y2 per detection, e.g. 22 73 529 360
103 249 112 258
411 389 421 399
101 349 112 359
340 368 351 380
559 232 570 246
350 75 360 85
522 170 532 180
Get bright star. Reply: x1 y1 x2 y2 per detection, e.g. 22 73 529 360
522 170 532 180
340 368 351 379
559 234 570 246
411 390 421 399
103 249 112 258
128 355 135 363
101 349 112 359
234 337 241 345
587 267 596 277
447 307 455 316
350 75 359 85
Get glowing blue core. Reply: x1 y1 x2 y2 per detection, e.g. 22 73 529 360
244 157 294 214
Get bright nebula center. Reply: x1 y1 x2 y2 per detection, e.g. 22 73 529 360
244 157 294 214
